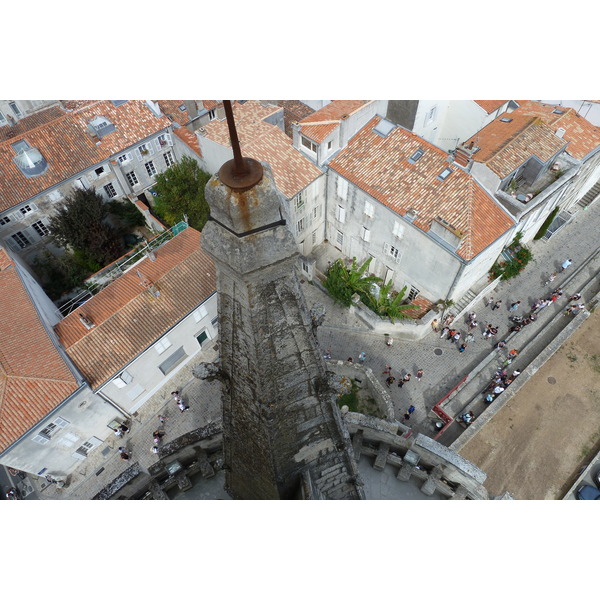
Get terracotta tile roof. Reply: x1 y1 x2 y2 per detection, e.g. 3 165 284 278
244 127 323 198
268 101 315 137
298 100 368 143
200 100 321 197
0 249 79 452
474 101 508 113
60 100 97 111
0 105 66 142
54 227 216 389
156 100 193 125
466 112 567 178
201 101 218 110
0 100 172 213
201 101 281 146
329 117 514 260
514 100 600 160
174 126 202 158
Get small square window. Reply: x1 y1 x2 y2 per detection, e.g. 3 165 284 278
438 168 453 181
408 148 425 164
145 161 157 177
500 117 513 123
155 337 172 354
104 183 117 198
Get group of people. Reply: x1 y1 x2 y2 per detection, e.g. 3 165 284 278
483 368 521 402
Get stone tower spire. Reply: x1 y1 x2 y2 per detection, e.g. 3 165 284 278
201 101 363 499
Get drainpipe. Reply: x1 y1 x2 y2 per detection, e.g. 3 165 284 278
96 389 133 420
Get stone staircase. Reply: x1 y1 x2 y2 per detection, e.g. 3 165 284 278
578 179 600 209
452 288 477 318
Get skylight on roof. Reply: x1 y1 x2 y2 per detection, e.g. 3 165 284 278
500 117 513 123
408 148 425 164
552 109 565 114
89 116 116 138
438 167 453 181
373 119 395 137
111 100 128 107
178 104 187 112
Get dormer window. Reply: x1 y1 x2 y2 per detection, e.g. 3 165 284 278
89 116 116 138
438 167 453 181
12 140 48 178
552 109 565 115
408 148 425 164
9 101 22 118
301 136 318 153
500 117 513 123
0 110 6 126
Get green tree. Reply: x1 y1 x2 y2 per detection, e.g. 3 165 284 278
48 188 123 265
152 156 211 230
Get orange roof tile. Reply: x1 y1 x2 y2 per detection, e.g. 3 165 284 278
0 104 66 142
174 126 202 158
514 100 600 160
0 101 172 213
298 100 368 143
201 101 322 197
155 100 193 124
0 250 79 452
54 227 216 389
329 118 514 260
474 100 508 113
466 112 567 178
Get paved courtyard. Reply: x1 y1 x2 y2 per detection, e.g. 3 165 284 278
31 197 600 500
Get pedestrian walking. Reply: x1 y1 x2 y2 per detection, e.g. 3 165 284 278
358 351 366 364
431 318 439 332
507 348 519 360
451 331 461 344
544 272 557 286
483 323 493 339
486 296 494 307
493 385 505 395
171 390 182 403
385 376 396 387
468 319 478 330
468 312 477 322
560 258 572 272
153 430 166 444
458 343 467 352
398 373 411 388
151 445 160 455
492 300 502 311
447 328 457 341
178 399 189 412
415 369 424 382
440 326 450 339
489 326 498 339
495 340 507 351
386 336 394 347
465 333 475 344
569 293 582 302
407 405 416 416
511 369 521 378
347 357 353 363
402 411 411 422
382 365 392 376
323 348 332 359
158 414 167 425
509 301 521 312
443 314 455 328
118 447 130 461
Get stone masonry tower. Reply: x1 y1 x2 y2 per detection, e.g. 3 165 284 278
200 102 363 499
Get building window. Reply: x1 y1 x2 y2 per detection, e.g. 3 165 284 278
164 150 175 168
336 205 346 223
9 101 22 118
408 148 425 164
0 110 6 125
406 285 420 302
0 216 11 226
145 161 157 177
137 143 152 158
47 190 63 202
11 231 31 249
312 205 321 220
296 217 306 234
193 305 208 322
211 316 219 330
156 133 172 150
295 192 305 211
312 230 318 245
337 177 348 200
126 171 139 186
362 227 371 242
208 109 216 120
196 330 210 347
364 201 374 218
32 220 50 237
301 136 317 153
32 417 69 444
159 346 187 375
438 168 453 181
20 204 33 215
392 221 403 238
104 183 117 198
336 229 344 246
327 140 332 151
384 241 401 262
426 106 437 124
89 116 115 138
154 337 172 355
118 153 132 165
94 166 107 178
